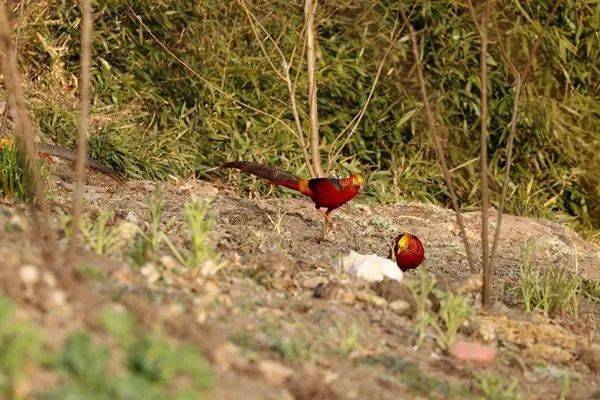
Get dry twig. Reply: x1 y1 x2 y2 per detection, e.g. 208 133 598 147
0 2 58 269
398 3 476 273
66 0 93 269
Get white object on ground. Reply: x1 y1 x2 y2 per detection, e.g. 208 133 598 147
337 251 403 282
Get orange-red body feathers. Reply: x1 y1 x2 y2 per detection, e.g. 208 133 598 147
221 161 363 212
392 233 425 271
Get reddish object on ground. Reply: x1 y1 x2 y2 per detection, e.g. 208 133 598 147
392 233 425 271
449 340 498 367
221 161 363 237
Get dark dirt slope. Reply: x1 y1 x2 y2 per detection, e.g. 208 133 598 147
1 162 599 399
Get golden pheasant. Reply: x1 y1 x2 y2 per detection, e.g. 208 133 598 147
392 233 425 271
0 138 123 183
221 161 364 238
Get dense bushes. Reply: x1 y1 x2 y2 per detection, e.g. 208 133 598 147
11 0 600 235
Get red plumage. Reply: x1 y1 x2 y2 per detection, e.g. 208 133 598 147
221 161 364 238
392 233 425 271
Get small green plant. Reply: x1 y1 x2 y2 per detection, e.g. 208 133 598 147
558 374 571 400
127 191 168 266
405 269 438 347
80 210 121 255
582 279 600 303
0 297 43 400
334 320 362 357
146 190 164 254
405 269 473 350
46 307 214 399
474 372 522 400
165 198 221 271
518 241 582 316
431 290 473 350
0 141 27 201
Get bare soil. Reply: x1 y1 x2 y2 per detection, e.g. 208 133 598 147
1 162 599 399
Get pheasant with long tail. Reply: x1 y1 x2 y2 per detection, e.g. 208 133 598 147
221 161 364 238
0 138 124 184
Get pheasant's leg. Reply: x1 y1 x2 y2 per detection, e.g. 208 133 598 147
316 209 331 241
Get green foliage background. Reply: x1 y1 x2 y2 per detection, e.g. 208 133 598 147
10 0 600 235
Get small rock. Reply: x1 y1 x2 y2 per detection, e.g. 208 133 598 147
140 263 160 284
354 204 372 216
341 290 356 305
20 265 39 285
371 279 412 302
125 212 141 224
212 342 248 371
48 290 67 307
449 340 497 367
302 276 328 289
42 272 57 288
119 222 139 242
355 291 387 308
258 360 294 386
453 274 482 295
389 300 411 315
579 344 600 373
160 255 178 271
6 214 27 232
313 282 341 300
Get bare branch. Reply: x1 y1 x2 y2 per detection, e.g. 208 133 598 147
476 0 493 309
66 0 93 270
237 0 315 177
0 0 25 137
0 2 58 269
305 0 323 176
398 3 476 273
489 0 561 269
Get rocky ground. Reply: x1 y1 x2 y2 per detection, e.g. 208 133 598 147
0 161 599 399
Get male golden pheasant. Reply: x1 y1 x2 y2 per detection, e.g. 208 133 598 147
221 161 364 237
392 233 425 271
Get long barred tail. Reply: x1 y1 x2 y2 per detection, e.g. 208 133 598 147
221 161 301 192
36 142 124 184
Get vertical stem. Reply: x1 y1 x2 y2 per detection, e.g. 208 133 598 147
304 0 323 176
399 5 476 273
66 0 93 269
0 2 58 269
479 0 492 309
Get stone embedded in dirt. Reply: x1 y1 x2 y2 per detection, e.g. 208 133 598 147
42 272 57 288
449 340 498 367
140 263 160 284
160 255 178 271
19 264 39 285
287 373 339 400
355 291 387 307
371 279 412 302
302 276 328 289
452 273 482 295
48 289 67 307
579 344 600 373
337 251 403 282
258 360 294 386
389 300 411 315
212 342 248 371
353 203 372 215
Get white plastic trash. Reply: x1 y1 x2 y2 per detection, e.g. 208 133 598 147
337 251 403 282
